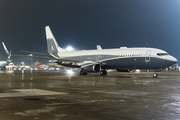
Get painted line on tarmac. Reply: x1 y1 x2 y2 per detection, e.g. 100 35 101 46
0 89 67 98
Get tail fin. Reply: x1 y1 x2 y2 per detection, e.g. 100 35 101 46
36 60 41 67
45 26 66 55
2 42 12 63
2 42 9 54
7 50 12 60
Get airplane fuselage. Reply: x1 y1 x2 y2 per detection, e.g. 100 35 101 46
54 47 177 70
2 26 178 77
0 61 7 69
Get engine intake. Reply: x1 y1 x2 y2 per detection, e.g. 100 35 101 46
81 64 100 73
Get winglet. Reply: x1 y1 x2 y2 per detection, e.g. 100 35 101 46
97 45 102 50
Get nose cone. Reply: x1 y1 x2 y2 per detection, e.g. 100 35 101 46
167 56 178 65
171 56 178 63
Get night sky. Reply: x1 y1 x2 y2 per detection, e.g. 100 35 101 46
0 0 180 65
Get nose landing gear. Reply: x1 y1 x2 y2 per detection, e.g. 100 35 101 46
153 73 158 78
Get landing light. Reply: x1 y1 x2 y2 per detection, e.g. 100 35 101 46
66 69 75 76
66 70 73 73
66 46 73 51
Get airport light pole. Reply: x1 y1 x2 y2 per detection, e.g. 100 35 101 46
30 54 32 68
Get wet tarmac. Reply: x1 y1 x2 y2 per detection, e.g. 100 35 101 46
0 70 180 120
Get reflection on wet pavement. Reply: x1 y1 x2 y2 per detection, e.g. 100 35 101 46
0 70 180 119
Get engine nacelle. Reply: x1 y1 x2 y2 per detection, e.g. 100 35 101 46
81 64 100 73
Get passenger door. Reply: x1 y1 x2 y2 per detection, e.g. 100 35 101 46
145 51 151 63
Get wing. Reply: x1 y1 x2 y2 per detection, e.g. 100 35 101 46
21 50 50 57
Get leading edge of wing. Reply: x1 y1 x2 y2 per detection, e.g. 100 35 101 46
11 54 81 62
11 54 57 60
20 50 50 57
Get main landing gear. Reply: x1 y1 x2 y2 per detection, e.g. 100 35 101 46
79 69 107 75
80 70 87 75
100 69 107 75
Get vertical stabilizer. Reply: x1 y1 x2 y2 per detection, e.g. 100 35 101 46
36 60 40 67
45 26 66 55
2 42 9 54
2 42 12 63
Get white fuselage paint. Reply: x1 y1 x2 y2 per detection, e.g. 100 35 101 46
51 47 177 69
0 61 7 69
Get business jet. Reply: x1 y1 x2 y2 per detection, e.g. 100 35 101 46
2 26 178 77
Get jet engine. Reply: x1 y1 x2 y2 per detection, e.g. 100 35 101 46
81 64 100 73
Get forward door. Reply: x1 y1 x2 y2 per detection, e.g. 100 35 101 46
145 51 151 63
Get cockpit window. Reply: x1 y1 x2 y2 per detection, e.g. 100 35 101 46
157 53 169 56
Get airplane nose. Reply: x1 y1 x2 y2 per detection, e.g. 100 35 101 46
168 56 178 64
172 57 178 63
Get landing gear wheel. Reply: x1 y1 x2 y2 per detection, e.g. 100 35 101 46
100 70 107 75
153 73 158 78
80 70 87 75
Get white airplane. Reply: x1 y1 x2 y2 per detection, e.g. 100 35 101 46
0 42 12 69
2 26 178 77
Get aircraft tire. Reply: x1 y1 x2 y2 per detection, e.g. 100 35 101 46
80 71 87 75
100 70 107 75
153 73 158 78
